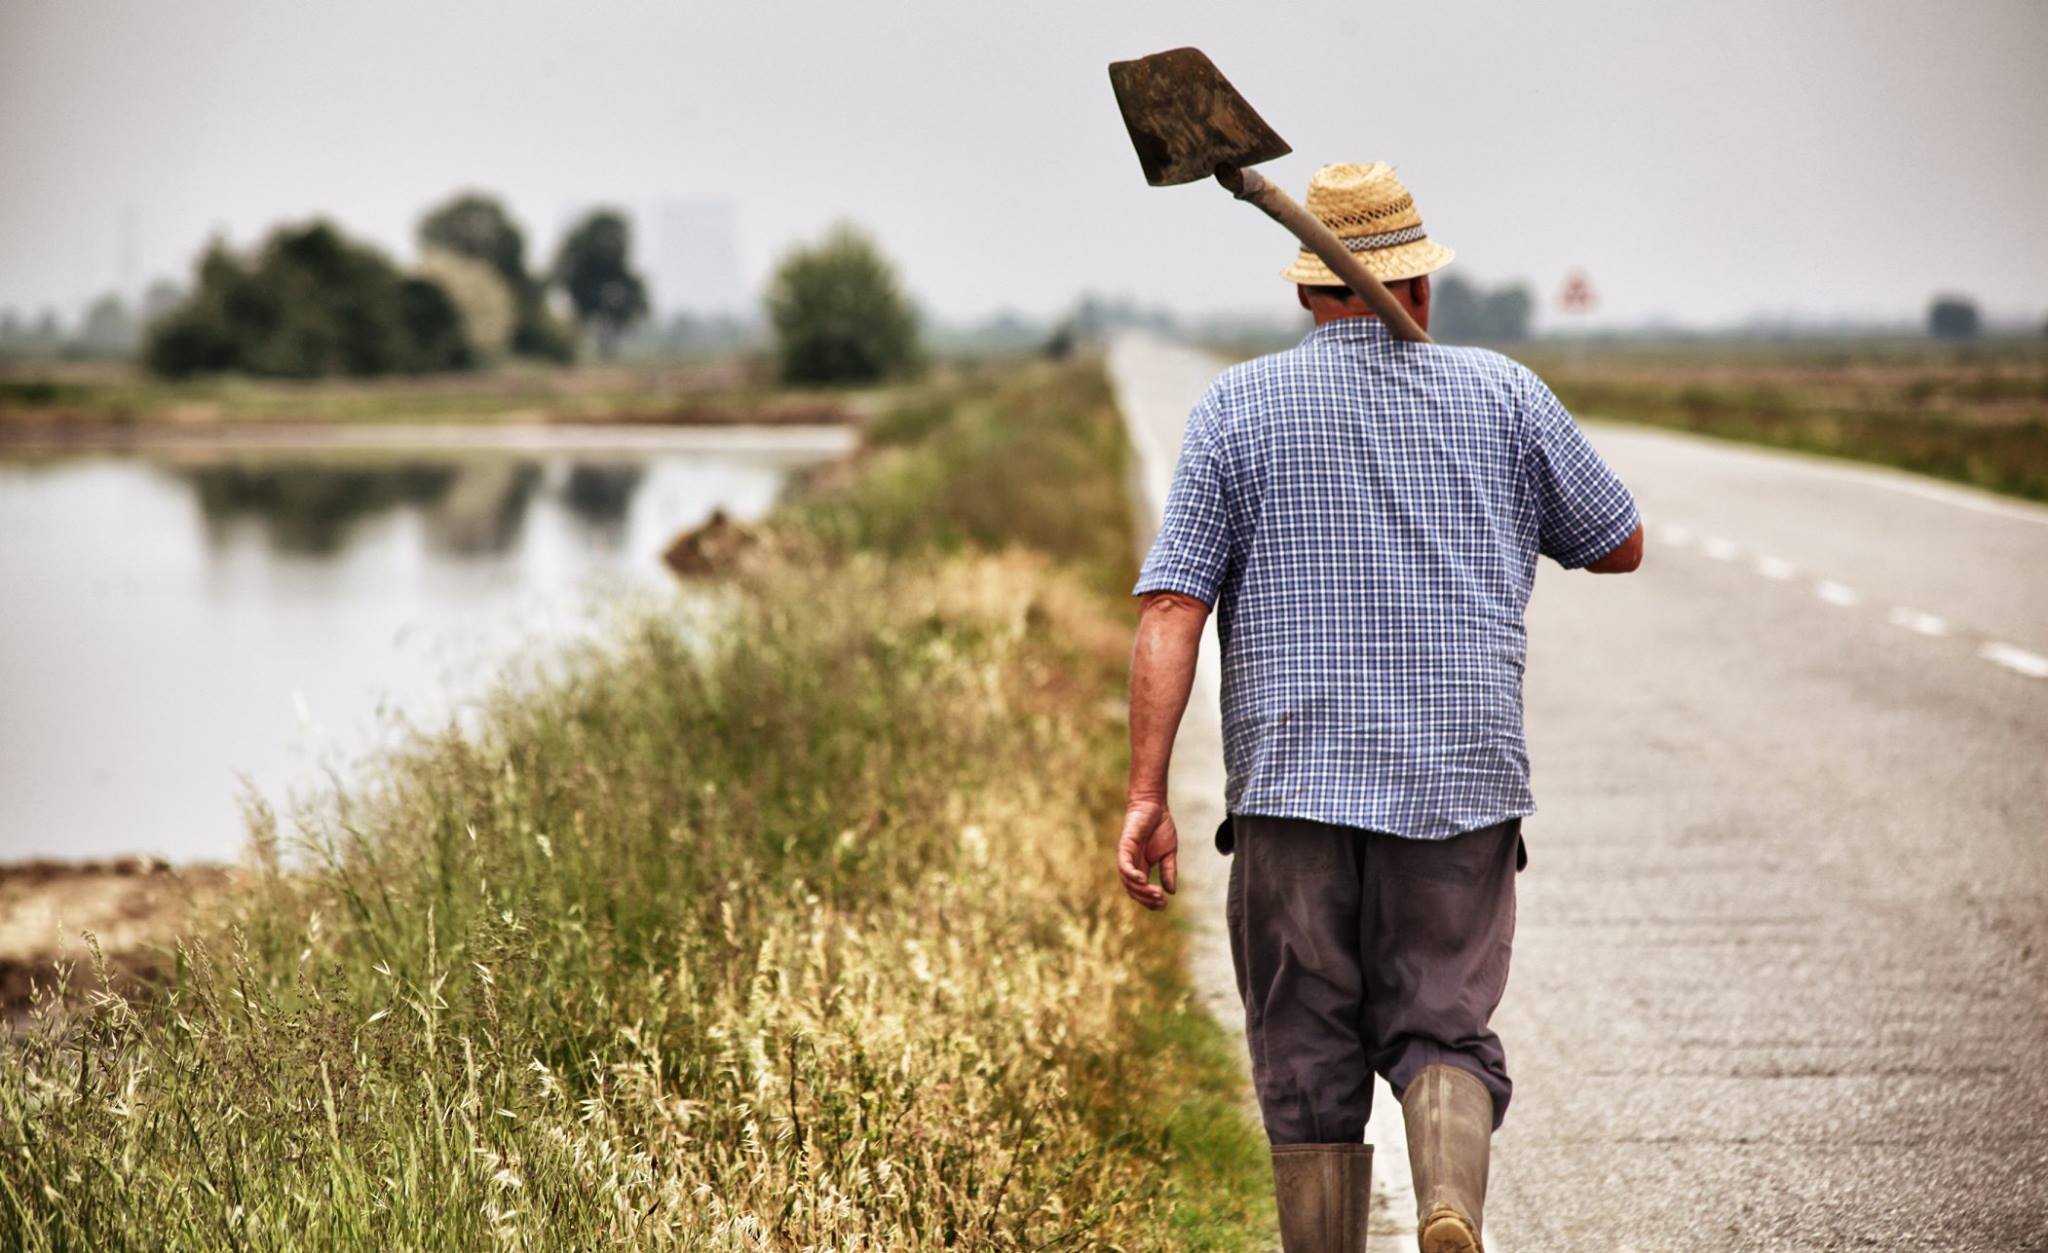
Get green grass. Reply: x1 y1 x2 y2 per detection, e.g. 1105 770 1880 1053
0 358 1272 1250
1137 1001 1277 1249
0 358 862 428
795 361 1143 600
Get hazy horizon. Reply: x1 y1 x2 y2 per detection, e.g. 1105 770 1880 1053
4 0 2044 333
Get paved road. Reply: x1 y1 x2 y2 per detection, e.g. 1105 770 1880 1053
1109 332 2048 1251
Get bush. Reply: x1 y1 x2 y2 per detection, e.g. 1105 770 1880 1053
144 223 476 379
766 224 922 385
1928 295 1980 341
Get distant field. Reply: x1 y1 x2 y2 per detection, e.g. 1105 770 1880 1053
1520 340 2048 503
0 357 866 430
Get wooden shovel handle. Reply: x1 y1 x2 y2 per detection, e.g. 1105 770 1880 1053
1219 166 1433 344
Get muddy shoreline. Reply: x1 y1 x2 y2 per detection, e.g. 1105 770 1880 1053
0 857 235 1015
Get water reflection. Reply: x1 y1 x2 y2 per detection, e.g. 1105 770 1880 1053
560 463 644 543
0 428 850 864
171 457 659 557
179 461 462 554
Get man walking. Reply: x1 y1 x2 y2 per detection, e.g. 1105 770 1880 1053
1118 162 1644 1253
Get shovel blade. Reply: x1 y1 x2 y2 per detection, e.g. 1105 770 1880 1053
1108 47 1292 186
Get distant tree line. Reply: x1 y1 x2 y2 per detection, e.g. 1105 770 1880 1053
1 199 933 386
1032 278 1542 356
9 234 2047 378
0 282 183 361
133 194 655 379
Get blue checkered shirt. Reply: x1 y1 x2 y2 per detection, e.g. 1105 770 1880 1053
1135 318 1640 840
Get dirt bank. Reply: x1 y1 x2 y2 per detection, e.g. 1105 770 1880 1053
0 858 234 1014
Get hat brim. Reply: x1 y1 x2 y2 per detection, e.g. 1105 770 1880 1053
1281 239 1455 286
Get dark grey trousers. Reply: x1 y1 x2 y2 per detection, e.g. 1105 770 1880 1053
1224 813 1522 1145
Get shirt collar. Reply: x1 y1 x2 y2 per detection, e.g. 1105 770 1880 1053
1302 316 1396 349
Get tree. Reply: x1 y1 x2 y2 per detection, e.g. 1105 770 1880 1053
418 192 573 363
1431 276 1481 342
765 224 921 384
397 277 475 372
1928 295 1980 340
1429 275 1534 343
77 293 140 356
145 222 475 378
418 247 516 358
144 243 243 376
1479 284 1534 341
141 279 184 324
552 209 649 359
419 193 529 291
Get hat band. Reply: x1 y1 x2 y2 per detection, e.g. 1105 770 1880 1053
1338 223 1427 253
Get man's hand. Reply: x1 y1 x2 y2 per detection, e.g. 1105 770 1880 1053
1117 799 1180 910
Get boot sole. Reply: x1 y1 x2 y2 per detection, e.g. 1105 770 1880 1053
1419 1211 1482 1253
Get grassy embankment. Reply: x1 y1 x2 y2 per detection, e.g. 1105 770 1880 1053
0 360 1272 1249
1522 341 2048 503
0 359 856 429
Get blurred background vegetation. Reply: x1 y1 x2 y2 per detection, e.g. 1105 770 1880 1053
0 190 2042 505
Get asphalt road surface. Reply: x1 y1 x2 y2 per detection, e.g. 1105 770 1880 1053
1110 332 2048 1251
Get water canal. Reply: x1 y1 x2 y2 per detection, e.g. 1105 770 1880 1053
0 424 854 863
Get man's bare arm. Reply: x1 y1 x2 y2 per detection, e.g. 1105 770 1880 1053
1128 591 1208 801
1118 590 1209 910
1585 522 1646 574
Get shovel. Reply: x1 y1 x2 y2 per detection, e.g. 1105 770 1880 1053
1107 47 1432 344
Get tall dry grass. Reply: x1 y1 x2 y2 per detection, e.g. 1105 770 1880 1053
0 362 1270 1250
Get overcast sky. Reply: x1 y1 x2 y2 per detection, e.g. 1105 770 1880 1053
3 0 2044 330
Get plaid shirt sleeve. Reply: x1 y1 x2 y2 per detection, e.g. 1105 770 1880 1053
1521 369 1641 569
1133 386 1230 604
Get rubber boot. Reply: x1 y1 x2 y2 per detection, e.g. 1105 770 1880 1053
1402 1065 1492 1253
1270 1142 1373 1252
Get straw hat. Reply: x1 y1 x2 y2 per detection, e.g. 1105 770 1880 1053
1280 162 1454 285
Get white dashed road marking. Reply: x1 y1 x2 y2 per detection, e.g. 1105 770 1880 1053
1814 580 1863 608
1887 608 1950 637
1668 522 2043 682
1979 643 2048 679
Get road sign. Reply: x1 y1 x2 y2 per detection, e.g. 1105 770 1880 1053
1558 269 1598 315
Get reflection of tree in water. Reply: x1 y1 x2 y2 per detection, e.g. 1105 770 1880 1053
560 462 644 541
425 461 543 556
179 462 459 555
176 458 545 557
